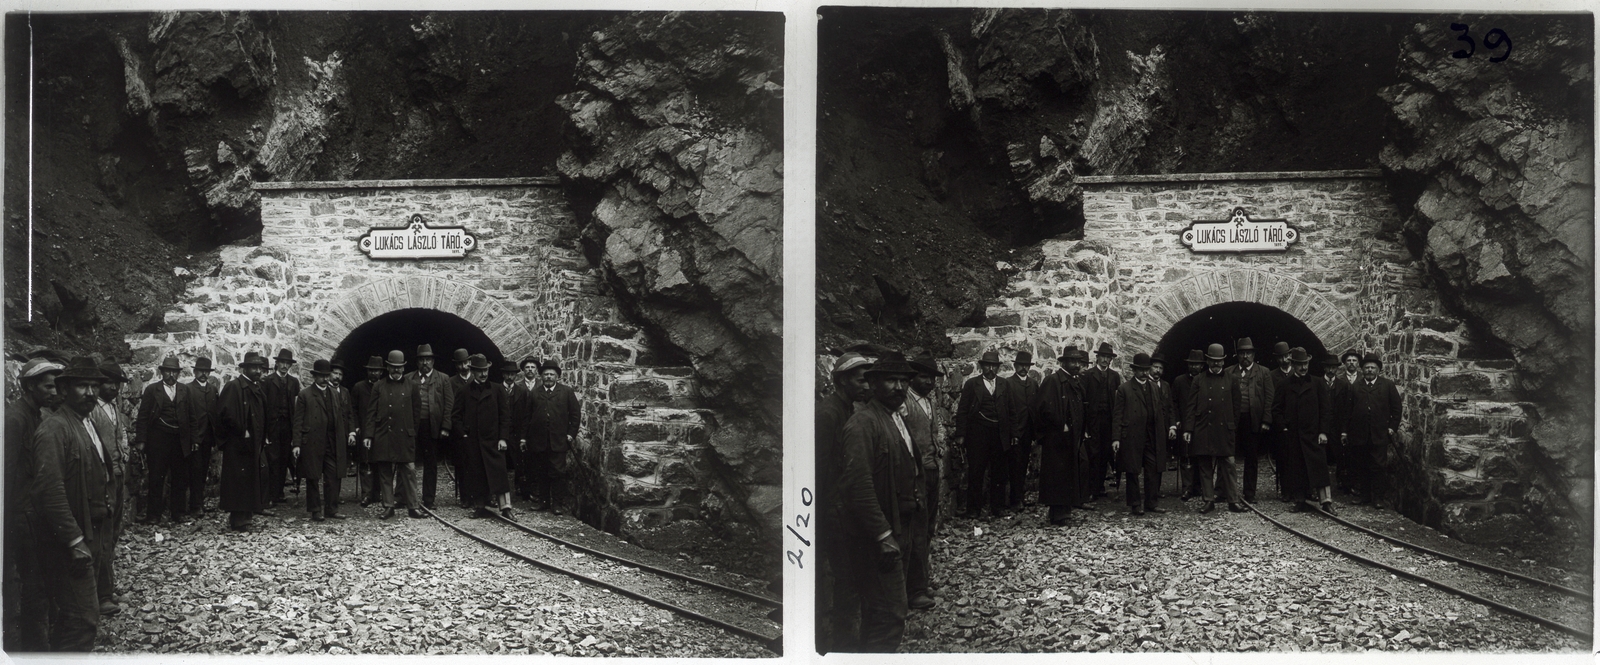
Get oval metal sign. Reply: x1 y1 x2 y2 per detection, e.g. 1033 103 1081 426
1180 208 1299 253
358 214 478 260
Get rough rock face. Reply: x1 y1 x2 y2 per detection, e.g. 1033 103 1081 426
1379 14 1594 496
555 13 784 528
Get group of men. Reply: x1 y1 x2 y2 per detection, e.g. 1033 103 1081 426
3 344 582 651
815 337 1403 653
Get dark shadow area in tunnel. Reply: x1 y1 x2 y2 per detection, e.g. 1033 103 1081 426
331 308 507 388
1153 302 1329 384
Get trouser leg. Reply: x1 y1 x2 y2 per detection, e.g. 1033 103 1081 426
1217 456 1243 504
9 525 50 651
169 450 191 518
1124 469 1141 507
399 462 421 510
377 463 397 507
305 466 323 516
324 456 340 515
146 432 177 519
1196 456 1217 501
903 507 930 601
1236 416 1260 500
42 543 99 652
1007 442 1027 507
828 550 861 652
418 428 439 505
529 451 551 505
185 439 207 512
93 514 116 605
856 540 908 652
1143 451 1161 507
964 439 991 513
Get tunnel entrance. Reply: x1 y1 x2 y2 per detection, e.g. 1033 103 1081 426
1153 302 1329 384
331 308 510 388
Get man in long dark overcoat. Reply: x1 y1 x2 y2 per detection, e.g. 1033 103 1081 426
217 352 268 532
292 360 353 521
1035 346 1086 526
262 349 301 503
1273 348 1334 513
523 359 581 515
26 358 111 651
512 356 542 499
454 355 513 519
350 357 383 506
184 358 220 514
406 344 454 510
364 351 425 519
1225 337 1274 503
835 352 922 652
1081 342 1121 500
1171 350 1205 499
815 352 871 654
1111 353 1174 515
1002 351 1038 511
135 356 195 524
954 351 1018 518
1341 353 1402 508
1184 344 1245 513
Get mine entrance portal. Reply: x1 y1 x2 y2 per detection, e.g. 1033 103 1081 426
1152 302 1330 384
331 308 510 389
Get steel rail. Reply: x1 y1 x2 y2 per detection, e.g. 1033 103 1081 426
486 511 782 608
1304 504 1591 600
1244 501 1592 642
425 508 782 652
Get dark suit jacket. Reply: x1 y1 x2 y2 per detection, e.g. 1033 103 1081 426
1227 362 1276 430
1343 376 1402 447
293 385 351 477
837 399 921 544
364 376 422 463
1112 378 1173 471
955 375 1019 447
1004 372 1040 442
216 375 266 513
187 378 220 445
406 369 455 438
1081 366 1122 416
526 383 581 452
1035 369 1085 505
262 372 302 444
28 407 112 549
1185 370 1242 457
136 380 196 454
453 380 512 443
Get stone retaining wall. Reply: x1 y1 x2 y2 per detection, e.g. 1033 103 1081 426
121 178 760 551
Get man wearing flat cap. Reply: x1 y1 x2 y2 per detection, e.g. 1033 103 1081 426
1225 337 1274 504
1036 346 1086 526
262 348 301 504
406 344 455 511
1002 351 1039 513
217 352 269 532
1341 353 1401 508
25 358 111 650
89 363 132 616
5 357 63 649
365 351 425 520
816 351 871 653
525 359 581 515
135 356 196 524
293 360 355 521
955 351 1019 519
184 358 220 515
1082 342 1122 501
835 351 922 652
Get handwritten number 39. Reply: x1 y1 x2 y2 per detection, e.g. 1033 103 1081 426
1451 23 1512 63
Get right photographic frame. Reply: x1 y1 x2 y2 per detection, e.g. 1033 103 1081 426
812 7 1593 655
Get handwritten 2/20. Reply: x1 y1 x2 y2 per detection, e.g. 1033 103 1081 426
1450 23 1511 63
786 487 813 568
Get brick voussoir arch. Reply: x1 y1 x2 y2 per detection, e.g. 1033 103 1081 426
1123 268 1360 356
299 276 541 365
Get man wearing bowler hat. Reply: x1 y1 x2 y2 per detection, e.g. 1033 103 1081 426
1341 353 1401 508
1268 341 1293 500
293 360 354 522
524 359 581 515
407 344 455 510
835 351 922 652
1002 351 1039 512
184 357 220 515
89 363 132 616
1225 337 1274 503
365 351 426 520
1111 353 1175 515
1273 348 1336 514
1036 346 1086 526
217 352 269 531
1081 342 1122 501
1321 352 1348 493
262 348 301 504
135 356 195 524
1172 350 1206 499
1333 348 1363 494
1184 344 1246 513
954 351 1019 519
500 360 529 499
350 356 386 507
24 357 111 650
454 354 514 519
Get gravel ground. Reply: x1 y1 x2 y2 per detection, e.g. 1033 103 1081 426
903 479 1591 653
96 479 776 656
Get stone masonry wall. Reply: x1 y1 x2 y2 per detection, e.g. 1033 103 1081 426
940 170 1578 548
122 178 759 551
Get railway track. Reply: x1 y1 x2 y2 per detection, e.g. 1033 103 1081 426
1245 501 1592 642
425 507 782 653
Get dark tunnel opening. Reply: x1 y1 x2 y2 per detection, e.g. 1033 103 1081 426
331 308 508 388
1153 302 1329 384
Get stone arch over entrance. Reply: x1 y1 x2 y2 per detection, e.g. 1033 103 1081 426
1122 269 1360 358
298 275 540 367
